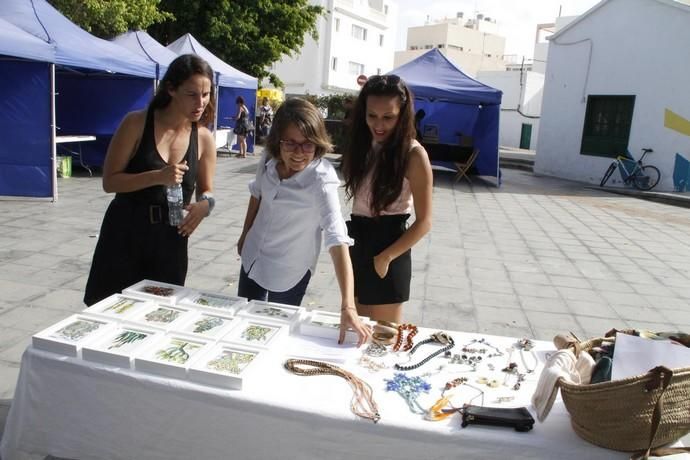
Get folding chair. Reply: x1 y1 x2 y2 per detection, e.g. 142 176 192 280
454 148 480 184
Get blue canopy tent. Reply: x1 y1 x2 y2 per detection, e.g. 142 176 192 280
391 49 502 184
112 30 179 81
0 18 55 198
0 0 157 199
167 33 258 152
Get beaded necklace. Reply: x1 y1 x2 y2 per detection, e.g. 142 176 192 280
384 372 431 414
392 324 418 352
425 377 485 421
515 338 538 373
284 359 380 423
394 332 455 371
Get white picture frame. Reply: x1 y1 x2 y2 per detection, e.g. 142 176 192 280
32 314 115 357
220 319 288 350
238 300 304 333
299 310 370 344
128 304 194 331
82 324 161 368
134 334 211 379
122 279 188 306
188 342 264 390
171 311 239 341
83 293 152 322
178 290 247 315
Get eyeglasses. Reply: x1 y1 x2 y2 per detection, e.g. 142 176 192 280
280 140 316 153
367 74 402 86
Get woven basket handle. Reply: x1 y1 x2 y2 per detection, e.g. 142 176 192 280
629 366 689 460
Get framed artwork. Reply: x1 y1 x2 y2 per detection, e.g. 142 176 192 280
238 300 304 333
134 334 210 379
299 310 370 344
82 325 161 368
33 314 115 357
122 279 188 306
129 304 192 331
188 343 264 390
178 290 247 314
220 319 287 350
172 311 238 340
83 294 151 321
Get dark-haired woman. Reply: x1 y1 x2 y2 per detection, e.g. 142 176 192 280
234 96 250 158
84 54 217 306
237 98 370 346
341 74 433 323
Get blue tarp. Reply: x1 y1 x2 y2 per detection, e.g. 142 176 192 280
390 48 502 182
112 30 179 79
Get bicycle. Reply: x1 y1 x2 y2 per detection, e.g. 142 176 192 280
599 148 661 191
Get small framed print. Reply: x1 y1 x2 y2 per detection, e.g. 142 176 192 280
134 334 210 379
82 325 161 368
221 319 287 350
172 311 238 340
188 343 264 389
83 294 151 322
122 279 187 306
33 314 115 357
299 310 370 344
129 304 193 331
238 300 304 332
178 290 247 314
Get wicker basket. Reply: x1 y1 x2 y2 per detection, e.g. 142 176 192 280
558 337 690 453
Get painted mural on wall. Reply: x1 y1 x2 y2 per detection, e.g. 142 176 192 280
665 108 690 192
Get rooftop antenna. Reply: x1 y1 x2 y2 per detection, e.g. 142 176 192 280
558 5 562 17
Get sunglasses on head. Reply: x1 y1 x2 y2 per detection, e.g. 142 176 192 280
366 74 402 87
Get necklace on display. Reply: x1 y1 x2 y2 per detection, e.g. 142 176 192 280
461 338 505 359
394 332 455 371
393 324 418 352
385 372 431 414
284 359 380 423
425 377 485 421
514 338 538 374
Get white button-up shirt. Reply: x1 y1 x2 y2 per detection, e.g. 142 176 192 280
241 155 353 292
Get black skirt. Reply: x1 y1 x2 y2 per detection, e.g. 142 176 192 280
347 214 411 305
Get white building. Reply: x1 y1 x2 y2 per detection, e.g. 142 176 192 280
535 0 690 191
272 0 397 96
394 13 507 77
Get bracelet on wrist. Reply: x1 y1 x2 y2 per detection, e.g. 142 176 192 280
199 193 215 216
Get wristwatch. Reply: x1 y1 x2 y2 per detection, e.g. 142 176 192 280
199 193 215 216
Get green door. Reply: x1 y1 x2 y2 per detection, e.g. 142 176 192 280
519 123 532 150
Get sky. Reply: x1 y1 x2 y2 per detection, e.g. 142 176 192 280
394 0 601 60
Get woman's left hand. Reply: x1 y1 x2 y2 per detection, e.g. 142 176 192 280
373 252 392 279
178 201 209 237
339 307 371 347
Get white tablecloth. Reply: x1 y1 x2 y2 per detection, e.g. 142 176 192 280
0 330 668 460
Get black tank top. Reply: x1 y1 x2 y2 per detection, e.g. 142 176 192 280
117 108 198 205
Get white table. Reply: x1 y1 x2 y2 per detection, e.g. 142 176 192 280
55 135 97 176
0 330 657 460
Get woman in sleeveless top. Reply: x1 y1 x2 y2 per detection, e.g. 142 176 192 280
341 74 433 323
234 96 250 158
84 54 217 306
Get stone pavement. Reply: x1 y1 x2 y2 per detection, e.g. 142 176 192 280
1 150 690 442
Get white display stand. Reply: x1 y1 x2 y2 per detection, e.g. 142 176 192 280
238 300 304 333
134 334 212 379
83 293 152 322
188 342 265 390
32 314 115 357
123 279 188 306
171 311 238 341
82 324 162 368
299 310 369 344
129 303 194 332
178 290 247 315
220 319 288 350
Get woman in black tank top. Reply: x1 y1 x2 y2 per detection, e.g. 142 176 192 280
84 55 218 306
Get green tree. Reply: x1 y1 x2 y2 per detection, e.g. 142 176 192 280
149 0 325 88
48 0 173 38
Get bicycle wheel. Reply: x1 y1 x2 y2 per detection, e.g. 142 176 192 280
632 165 661 191
600 162 617 187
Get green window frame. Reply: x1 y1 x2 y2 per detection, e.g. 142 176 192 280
580 95 635 158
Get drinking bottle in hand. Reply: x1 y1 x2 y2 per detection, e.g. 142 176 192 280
166 184 183 226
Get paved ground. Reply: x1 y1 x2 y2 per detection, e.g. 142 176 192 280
1 150 689 445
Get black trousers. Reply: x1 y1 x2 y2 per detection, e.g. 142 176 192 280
84 198 188 306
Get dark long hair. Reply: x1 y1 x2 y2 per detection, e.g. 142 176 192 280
264 97 332 160
342 74 416 215
150 54 216 126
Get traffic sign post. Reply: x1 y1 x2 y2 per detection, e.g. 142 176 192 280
356 74 368 87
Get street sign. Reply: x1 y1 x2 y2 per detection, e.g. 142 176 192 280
356 74 368 87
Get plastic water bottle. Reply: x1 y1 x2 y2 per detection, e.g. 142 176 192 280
166 184 184 226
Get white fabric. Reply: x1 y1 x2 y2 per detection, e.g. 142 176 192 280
531 349 580 422
575 350 596 384
0 330 658 460
243 156 353 291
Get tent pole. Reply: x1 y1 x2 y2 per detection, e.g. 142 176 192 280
50 63 57 202
213 71 220 134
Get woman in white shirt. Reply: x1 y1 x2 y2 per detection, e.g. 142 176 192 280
237 98 370 346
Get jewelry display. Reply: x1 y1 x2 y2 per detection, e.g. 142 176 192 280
461 338 505 358
476 376 501 388
444 351 482 370
514 338 538 374
494 396 515 404
393 324 418 352
284 359 380 423
385 372 431 414
372 330 397 346
394 332 455 371
358 355 387 372
364 341 387 357
503 349 528 390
